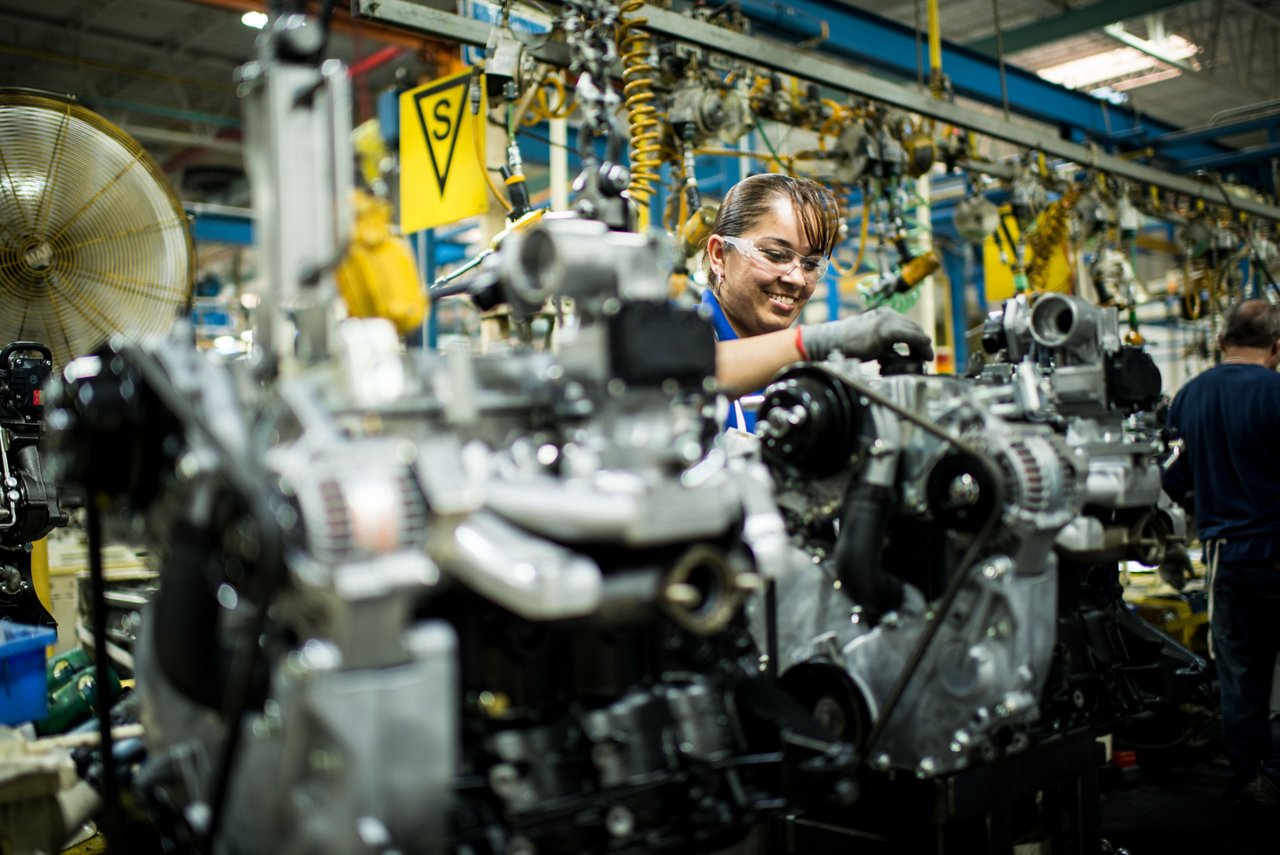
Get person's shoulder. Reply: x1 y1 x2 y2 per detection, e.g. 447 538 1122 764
1223 365 1280 390
1168 369 1213 413
1172 370 1208 397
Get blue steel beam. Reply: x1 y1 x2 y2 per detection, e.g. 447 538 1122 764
735 0 1230 163
966 0 1196 56
186 208 253 245
1177 142 1280 173
1151 113 1280 148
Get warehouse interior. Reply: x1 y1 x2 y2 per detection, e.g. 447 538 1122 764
1 0 1279 852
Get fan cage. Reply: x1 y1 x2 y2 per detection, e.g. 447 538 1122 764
0 89 194 373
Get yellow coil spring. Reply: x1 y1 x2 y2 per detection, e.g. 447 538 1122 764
1026 188 1080 293
617 0 662 205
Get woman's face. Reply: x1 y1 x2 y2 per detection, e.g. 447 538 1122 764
708 197 816 338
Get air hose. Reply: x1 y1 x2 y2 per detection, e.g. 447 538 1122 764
617 0 663 207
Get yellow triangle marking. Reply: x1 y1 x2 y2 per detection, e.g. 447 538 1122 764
413 77 470 197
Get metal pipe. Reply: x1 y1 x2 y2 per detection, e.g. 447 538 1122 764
447 511 603 619
349 44 407 78
124 125 244 154
82 96 240 129
86 503 117 836
550 118 569 211
1179 142 1280 172
1151 111 1280 148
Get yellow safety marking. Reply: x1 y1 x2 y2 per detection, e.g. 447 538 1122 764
400 69 489 232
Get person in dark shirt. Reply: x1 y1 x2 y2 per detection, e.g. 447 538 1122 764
699 173 933 430
1163 299 1280 810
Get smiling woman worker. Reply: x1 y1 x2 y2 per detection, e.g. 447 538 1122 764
702 173 934 427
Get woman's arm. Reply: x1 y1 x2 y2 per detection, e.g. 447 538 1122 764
715 329 803 395
715 310 936 395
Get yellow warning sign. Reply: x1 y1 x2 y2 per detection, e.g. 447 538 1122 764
400 69 488 233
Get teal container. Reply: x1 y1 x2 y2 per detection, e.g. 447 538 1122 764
36 665 122 736
45 648 92 692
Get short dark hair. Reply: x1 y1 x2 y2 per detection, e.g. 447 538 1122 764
705 174 840 288
1220 300 1280 349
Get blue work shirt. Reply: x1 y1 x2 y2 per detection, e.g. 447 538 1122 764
1163 362 1280 562
701 289 757 432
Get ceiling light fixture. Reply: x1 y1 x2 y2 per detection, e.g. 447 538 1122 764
1036 32 1199 100
241 11 269 29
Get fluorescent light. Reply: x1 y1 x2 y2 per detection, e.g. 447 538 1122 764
1089 86 1130 106
241 10 269 29
1036 34 1199 93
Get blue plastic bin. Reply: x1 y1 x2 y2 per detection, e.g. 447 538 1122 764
0 621 57 725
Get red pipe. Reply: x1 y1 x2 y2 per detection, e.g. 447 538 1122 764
348 45 407 79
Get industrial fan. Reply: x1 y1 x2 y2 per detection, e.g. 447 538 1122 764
0 90 192 630
0 89 193 371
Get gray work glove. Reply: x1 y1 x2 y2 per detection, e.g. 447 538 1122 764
799 309 935 362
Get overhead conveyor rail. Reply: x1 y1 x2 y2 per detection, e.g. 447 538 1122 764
356 0 1280 223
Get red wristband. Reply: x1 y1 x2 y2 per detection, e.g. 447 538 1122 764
794 326 809 360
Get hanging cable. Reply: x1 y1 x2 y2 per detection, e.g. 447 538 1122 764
748 111 791 173
989 0 1010 120
469 73 513 214
1205 172 1279 295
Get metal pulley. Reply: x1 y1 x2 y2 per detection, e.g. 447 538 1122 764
758 366 863 479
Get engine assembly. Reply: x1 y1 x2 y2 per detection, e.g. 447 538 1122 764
756 361 1083 778
14 5 1229 855
39 246 1208 852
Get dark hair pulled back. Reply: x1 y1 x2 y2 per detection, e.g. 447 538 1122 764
705 173 840 289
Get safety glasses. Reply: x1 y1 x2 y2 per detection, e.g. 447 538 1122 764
720 235 829 283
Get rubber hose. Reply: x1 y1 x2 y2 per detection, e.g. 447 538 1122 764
833 482 903 626
151 523 233 711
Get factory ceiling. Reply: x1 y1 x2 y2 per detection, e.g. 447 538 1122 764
2 0 1276 205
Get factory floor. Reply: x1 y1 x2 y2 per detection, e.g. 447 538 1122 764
1102 718 1280 855
715 712 1278 855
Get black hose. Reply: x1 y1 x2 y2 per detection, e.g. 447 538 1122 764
204 489 284 853
86 501 118 837
833 482 902 626
151 523 235 711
